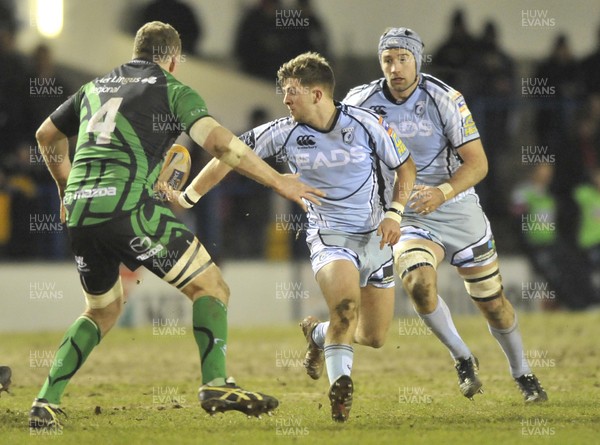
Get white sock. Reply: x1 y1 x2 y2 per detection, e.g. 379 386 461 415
417 296 471 360
311 321 329 349
324 344 353 384
488 315 531 378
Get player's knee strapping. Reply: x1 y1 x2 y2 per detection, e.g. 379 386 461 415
463 267 503 301
83 277 123 309
394 245 436 279
163 238 213 290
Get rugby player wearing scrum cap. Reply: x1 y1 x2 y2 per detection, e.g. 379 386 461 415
342 27 547 403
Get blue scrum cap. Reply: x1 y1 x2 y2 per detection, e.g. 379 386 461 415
378 27 425 74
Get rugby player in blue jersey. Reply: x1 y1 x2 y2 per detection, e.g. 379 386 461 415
343 27 547 403
184 52 416 421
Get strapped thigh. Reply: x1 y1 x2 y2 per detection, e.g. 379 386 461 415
83 277 123 309
162 238 213 290
394 244 437 279
461 267 503 301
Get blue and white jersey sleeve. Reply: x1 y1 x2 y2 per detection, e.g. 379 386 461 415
432 86 480 149
239 117 297 160
343 80 380 107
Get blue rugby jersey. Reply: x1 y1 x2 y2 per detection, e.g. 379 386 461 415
239 102 411 233
343 74 481 202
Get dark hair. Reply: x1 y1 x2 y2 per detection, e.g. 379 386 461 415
277 52 335 96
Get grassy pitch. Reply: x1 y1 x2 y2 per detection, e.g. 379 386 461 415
1 311 599 444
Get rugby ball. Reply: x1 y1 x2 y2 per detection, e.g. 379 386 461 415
158 144 191 191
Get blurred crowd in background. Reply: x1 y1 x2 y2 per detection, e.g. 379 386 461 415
1 0 600 310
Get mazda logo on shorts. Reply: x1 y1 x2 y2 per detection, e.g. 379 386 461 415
129 236 152 253
370 105 387 116
296 135 316 147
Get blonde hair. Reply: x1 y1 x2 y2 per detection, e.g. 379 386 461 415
133 21 181 62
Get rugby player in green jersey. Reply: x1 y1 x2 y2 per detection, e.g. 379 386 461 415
29 21 323 429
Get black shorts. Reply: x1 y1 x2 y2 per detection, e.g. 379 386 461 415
68 199 196 294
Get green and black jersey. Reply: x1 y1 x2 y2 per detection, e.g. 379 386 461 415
51 59 208 227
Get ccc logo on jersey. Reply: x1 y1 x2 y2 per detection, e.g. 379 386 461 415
378 116 407 156
240 131 256 149
370 105 387 116
296 135 316 148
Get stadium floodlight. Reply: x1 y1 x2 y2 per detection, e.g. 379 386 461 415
36 0 63 38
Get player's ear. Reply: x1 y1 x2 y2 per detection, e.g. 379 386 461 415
313 88 323 104
168 56 177 73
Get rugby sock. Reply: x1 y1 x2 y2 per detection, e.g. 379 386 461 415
193 296 228 386
37 316 101 404
416 296 471 360
311 321 330 349
488 315 531 378
324 344 353 384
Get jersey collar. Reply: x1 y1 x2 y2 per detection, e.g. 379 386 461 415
300 103 341 133
130 58 155 65
380 76 422 105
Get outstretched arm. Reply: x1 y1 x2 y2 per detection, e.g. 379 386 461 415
182 117 324 211
188 157 232 197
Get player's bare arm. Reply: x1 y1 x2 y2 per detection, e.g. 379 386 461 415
409 139 488 215
190 157 232 197
35 117 72 223
186 117 324 211
378 156 416 248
